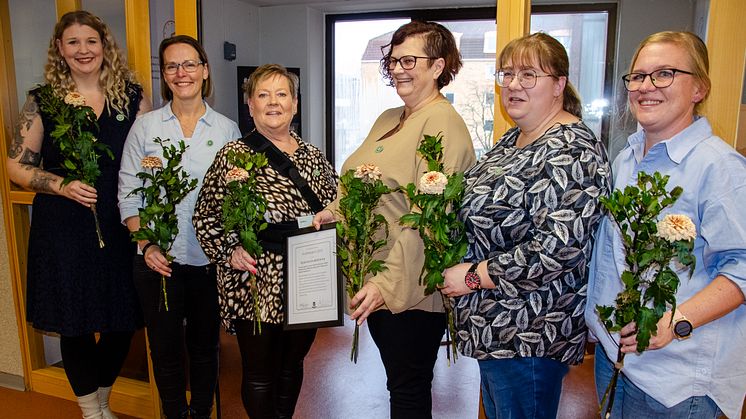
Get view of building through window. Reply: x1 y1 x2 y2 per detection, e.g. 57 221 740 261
333 11 610 170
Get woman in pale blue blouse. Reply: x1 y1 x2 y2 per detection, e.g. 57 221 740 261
585 31 746 419
118 35 240 419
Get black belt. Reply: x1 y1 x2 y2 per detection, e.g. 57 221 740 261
257 220 298 252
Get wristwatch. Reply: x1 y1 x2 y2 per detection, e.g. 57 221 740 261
464 262 481 290
672 312 693 340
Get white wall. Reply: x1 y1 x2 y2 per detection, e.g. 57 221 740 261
255 5 325 148
202 0 262 126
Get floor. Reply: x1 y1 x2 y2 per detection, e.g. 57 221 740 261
0 318 599 418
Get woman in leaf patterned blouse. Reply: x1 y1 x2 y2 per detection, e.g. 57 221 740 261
441 32 610 419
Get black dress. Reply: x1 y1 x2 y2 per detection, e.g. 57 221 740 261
26 83 144 336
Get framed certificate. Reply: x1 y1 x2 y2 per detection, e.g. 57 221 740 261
283 223 343 330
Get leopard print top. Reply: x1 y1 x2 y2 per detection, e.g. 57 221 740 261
193 132 338 332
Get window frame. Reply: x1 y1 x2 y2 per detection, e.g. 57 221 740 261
325 4 618 167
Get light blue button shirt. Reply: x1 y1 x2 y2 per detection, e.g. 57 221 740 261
585 117 746 419
118 101 241 266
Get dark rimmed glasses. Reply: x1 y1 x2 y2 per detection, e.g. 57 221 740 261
621 68 693 92
163 60 204 75
495 68 556 89
386 55 436 71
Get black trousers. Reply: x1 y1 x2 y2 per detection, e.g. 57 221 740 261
234 320 317 419
368 309 446 419
60 331 135 396
133 257 220 418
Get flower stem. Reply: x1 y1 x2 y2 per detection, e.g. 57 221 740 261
160 274 169 312
351 322 360 363
90 203 105 248
600 348 624 418
441 293 458 365
250 273 262 334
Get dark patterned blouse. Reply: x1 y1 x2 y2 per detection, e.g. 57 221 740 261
193 132 338 333
454 122 610 365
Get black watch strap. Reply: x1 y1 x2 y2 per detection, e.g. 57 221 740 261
464 262 481 290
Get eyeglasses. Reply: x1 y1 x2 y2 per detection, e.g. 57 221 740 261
387 55 436 71
163 60 204 75
621 68 693 92
495 68 555 89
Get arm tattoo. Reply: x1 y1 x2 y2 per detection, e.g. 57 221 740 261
19 149 41 166
29 169 56 194
8 95 40 159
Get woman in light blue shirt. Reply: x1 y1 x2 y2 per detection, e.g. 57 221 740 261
118 35 240 419
585 31 746 419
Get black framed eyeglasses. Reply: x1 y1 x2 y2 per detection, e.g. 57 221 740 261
621 68 693 92
163 60 204 75
387 55 436 71
495 68 555 89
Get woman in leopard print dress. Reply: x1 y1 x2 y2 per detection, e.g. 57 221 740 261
193 64 337 419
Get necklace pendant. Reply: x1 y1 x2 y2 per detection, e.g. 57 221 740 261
116 114 125 122
375 145 384 153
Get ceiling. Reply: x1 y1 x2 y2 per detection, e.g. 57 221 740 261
240 0 493 11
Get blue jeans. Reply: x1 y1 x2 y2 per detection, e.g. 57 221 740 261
479 357 569 419
594 345 722 419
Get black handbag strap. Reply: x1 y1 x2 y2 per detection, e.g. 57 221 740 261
240 130 324 213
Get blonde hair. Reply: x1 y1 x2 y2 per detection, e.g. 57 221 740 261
629 31 711 114
499 32 582 118
44 10 137 115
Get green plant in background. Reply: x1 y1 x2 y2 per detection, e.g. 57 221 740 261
221 150 269 333
336 164 391 363
596 171 696 418
399 132 468 364
129 137 197 311
37 86 114 248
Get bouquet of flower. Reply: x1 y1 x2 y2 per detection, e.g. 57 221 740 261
596 171 696 417
336 164 391 363
129 137 197 311
36 86 114 248
399 132 468 363
221 150 269 333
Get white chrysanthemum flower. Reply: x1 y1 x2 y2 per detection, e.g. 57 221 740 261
419 171 448 195
226 167 250 183
354 163 382 183
656 214 696 242
64 92 86 106
140 156 163 169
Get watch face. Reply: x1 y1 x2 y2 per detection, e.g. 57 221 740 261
674 319 693 338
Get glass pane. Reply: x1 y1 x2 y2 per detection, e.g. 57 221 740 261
531 12 610 141
9 0 56 110
437 20 498 159
334 19 499 168
334 19 409 171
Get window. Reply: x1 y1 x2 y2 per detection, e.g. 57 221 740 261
327 5 616 167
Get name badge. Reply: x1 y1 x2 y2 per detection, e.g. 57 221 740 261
296 214 314 229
